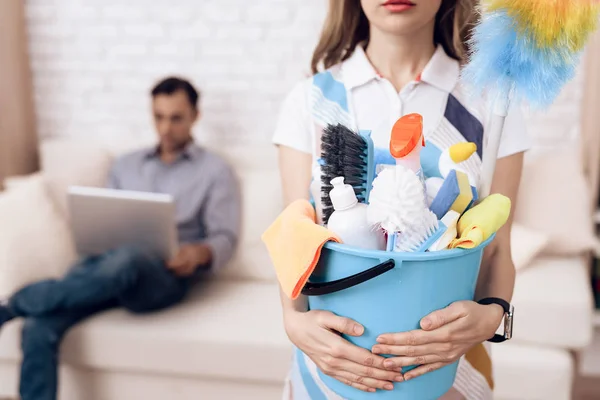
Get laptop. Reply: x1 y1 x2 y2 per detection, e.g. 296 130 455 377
67 186 179 260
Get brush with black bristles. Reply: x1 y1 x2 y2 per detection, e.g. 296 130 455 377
320 123 374 225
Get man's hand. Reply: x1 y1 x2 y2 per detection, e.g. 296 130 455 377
167 244 212 277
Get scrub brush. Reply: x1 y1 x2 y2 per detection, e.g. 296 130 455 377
320 124 375 225
367 166 426 235
394 209 442 253
462 0 600 199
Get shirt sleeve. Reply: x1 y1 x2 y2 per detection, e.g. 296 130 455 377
199 163 241 272
272 79 313 155
106 161 121 189
497 102 534 158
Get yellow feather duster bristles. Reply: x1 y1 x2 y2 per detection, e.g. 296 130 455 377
486 0 600 52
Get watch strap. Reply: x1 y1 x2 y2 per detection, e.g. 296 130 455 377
478 297 512 343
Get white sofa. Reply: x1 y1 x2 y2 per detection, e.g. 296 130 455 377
0 137 595 400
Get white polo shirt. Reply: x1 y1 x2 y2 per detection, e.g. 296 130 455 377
273 45 532 188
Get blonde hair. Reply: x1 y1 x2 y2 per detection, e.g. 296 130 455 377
310 0 480 74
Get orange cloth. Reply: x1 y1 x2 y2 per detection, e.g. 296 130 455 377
261 199 341 300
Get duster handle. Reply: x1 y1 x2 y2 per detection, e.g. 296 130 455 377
480 91 511 199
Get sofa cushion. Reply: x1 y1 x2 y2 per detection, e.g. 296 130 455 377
511 256 593 349
40 139 115 218
514 145 597 256
0 280 292 383
492 342 573 400
0 175 77 298
510 224 550 271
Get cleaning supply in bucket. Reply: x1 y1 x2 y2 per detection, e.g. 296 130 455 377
390 113 426 185
309 175 324 226
367 165 427 237
450 194 511 249
367 164 440 252
320 124 375 225
261 199 341 300
327 177 385 251
462 0 600 199
393 208 442 252
437 142 478 186
428 210 461 251
429 169 474 219
425 176 444 206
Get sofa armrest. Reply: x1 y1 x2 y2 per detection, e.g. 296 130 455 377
3 172 42 191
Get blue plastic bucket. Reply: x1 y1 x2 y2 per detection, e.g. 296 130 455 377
303 236 495 400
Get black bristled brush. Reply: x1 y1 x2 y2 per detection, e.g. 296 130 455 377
320 124 374 225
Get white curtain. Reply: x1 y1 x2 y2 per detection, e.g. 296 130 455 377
0 0 38 187
582 29 600 210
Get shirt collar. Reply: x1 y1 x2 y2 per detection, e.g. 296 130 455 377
145 140 201 161
341 44 460 93
341 45 379 90
419 45 460 93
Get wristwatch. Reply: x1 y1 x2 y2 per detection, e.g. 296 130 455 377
478 297 514 343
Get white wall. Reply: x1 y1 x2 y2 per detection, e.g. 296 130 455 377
24 0 584 149
24 0 326 147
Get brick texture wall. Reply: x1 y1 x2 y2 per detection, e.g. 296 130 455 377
24 0 584 149
24 0 326 147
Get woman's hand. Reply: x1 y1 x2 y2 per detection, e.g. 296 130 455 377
285 309 404 392
371 301 503 381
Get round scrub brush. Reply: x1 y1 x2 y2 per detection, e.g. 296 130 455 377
367 166 427 235
462 0 600 199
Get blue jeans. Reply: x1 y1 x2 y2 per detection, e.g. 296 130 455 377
8 246 193 400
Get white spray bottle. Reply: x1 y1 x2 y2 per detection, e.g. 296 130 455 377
327 177 385 251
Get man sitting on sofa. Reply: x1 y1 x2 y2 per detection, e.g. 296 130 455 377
0 76 241 400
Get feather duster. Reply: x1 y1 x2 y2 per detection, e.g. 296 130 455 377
462 0 600 199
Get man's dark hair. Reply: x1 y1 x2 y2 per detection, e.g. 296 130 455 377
151 77 199 109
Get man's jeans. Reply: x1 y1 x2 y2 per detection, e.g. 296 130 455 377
8 246 192 400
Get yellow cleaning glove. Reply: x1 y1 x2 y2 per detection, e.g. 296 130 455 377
449 194 511 249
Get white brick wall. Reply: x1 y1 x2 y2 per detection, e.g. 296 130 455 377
24 0 326 146
24 0 584 149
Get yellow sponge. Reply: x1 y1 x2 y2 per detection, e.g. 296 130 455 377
450 170 473 215
430 169 473 219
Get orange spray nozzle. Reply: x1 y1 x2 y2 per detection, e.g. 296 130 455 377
390 113 425 158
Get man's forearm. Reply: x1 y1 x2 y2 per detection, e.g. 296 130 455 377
198 233 236 271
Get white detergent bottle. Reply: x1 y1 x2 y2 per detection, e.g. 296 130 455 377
327 177 385 251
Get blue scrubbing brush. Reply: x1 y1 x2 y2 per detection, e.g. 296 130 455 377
462 0 600 199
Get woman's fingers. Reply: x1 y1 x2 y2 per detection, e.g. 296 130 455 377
334 357 404 384
317 311 364 336
372 343 458 369
420 302 467 331
385 354 445 369
332 374 376 393
403 362 451 381
377 325 454 346
331 367 400 392
336 340 400 375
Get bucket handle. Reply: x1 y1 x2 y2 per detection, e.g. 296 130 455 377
301 259 396 296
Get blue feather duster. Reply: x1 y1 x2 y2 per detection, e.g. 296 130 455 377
462 11 580 110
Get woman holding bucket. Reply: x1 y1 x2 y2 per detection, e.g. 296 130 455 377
273 0 529 398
